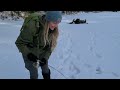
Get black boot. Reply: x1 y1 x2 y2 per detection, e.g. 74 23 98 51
42 69 51 79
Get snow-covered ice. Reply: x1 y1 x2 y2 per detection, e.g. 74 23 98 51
0 11 120 79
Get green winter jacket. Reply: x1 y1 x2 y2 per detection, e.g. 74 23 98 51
15 13 52 60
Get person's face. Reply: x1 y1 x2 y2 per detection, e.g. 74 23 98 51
48 21 60 30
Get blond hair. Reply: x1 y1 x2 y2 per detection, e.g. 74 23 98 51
41 21 59 51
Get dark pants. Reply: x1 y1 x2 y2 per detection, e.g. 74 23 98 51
22 54 50 79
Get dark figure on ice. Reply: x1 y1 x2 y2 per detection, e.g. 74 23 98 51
69 18 87 24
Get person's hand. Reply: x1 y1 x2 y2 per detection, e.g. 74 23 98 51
27 53 38 62
39 58 47 66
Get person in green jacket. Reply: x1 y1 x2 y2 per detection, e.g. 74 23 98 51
15 11 62 79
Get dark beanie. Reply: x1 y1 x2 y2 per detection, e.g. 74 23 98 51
45 11 62 22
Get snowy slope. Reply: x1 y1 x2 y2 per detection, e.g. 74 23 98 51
0 11 120 79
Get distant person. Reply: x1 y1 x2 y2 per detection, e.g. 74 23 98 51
69 18 87 24
15 11 62 79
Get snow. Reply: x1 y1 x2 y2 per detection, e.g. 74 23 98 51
0 11 120 79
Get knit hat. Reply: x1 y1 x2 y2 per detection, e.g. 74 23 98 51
45 11 62 23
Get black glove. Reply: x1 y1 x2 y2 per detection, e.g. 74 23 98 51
27 53 38 62
39 58 47 66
